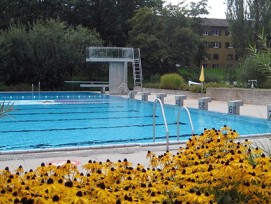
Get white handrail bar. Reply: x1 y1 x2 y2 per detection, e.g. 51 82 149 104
153 98 169 151
118 83 129 94
31 84 34 98
176 106 194 140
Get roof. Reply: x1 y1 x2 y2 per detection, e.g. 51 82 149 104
202 18 229 27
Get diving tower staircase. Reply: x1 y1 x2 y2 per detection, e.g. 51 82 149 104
132 48 143 89
86 47 143 93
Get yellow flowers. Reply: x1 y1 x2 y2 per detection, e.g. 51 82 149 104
1 127 271 203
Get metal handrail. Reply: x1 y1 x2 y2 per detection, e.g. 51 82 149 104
118 83 129 94
176 106 194 140
153 98 169 151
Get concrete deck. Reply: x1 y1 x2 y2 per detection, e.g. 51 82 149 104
0 91 270 172
125 91 268 119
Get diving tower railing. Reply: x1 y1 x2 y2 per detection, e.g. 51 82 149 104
153 98 169 151
176 106 194 140
86 47 140 62
86 47 143 91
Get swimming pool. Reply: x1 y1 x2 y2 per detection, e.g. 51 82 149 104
0 91 270 152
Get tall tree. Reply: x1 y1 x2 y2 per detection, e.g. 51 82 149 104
128 7 167 78
238 32 271 88
226 0 253 58
0 0 164 46
226 0 271 58
0 19 103 89
128 2 207 79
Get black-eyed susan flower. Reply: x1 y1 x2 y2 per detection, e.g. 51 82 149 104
1 128 271 203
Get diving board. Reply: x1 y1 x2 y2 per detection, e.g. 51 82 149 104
86 47 143 94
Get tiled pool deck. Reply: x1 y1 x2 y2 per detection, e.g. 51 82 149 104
0 91 270 172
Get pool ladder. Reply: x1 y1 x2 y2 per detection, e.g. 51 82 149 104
152 98 194 151
31 82 41 99
118 83 129 94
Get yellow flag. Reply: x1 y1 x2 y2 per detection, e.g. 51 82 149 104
199 65 205 82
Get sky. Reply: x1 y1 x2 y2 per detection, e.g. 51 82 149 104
166 0 227 19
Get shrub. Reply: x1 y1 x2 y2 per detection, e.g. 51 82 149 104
188 84 204 93
0 83 32 91
205 82 231 88
160 73 184 89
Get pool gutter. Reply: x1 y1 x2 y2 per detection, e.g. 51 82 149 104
1 133 271 155
0 141 187 155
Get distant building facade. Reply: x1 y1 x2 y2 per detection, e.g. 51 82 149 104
202 18 238 69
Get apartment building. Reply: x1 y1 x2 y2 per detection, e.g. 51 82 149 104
202 18 238 69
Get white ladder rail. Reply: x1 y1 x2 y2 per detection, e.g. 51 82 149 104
132 48 143 90
153 98 169 151
118 83 129 94
176 106 194 140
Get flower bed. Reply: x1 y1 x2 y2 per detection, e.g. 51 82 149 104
0 128 270 203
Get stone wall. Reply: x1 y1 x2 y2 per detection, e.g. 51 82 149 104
206 88 271 105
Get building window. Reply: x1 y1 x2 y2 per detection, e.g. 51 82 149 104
213 42 221 48
228 54 234 60
203 30 209 35
225 42 233 48
213 54 219 60
202 64 208 68
235 55 239 60
212 64 219 68
212 29 221 36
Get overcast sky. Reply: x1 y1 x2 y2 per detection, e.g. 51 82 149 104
166 0 227 19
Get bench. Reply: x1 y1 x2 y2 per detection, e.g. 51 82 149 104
80 84 109 94
65 81 109 85
64 81 109 94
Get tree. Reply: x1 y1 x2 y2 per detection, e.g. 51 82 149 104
226 0 253 58
0 19 103 89
226 0 271 58
127 7 167 78
167 27 203 68
237 32 271 88
0 23 33 85
0 0 165 46
128 3 207 79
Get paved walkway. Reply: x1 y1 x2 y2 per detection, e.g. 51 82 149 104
125 91 268 119
0 91 270 172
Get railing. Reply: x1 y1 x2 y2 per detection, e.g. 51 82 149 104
118 83 129 94
153 98 169 151
86 47 134 61
32 82 41 99
176 106 194 140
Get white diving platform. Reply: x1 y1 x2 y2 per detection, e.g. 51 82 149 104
65 81 109 94
86 47 143 94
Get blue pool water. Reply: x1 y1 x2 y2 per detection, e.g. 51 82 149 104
0 91 270 151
